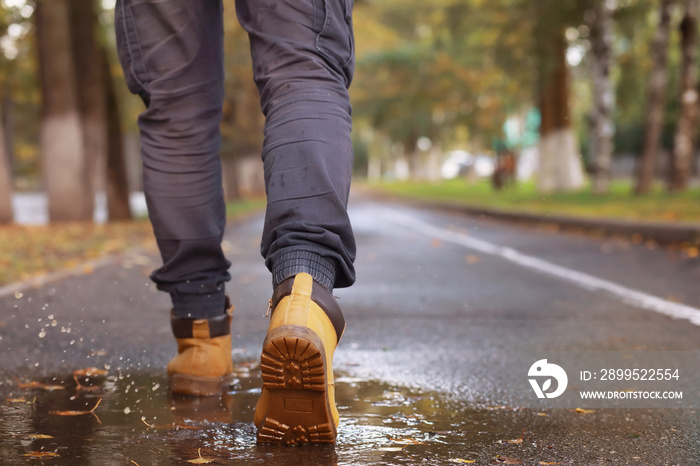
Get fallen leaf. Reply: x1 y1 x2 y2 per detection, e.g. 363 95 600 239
73 375 102 392
536 412 548 416
465 254 480 264
40 385 66 391
187 449 213 464
16 379 65 391
73 367 107 378
505 431 525 444
22 452 60 458
172 424 204 430
27 434 54 439
449 459 476 464
685 247 698 258
389 438 427 445
495 456 522 464
15 380 42 389
539 462 562 465
430 238 442 248
574 408 595 414
51 398 102 423
6 397 28 403
378 447 405 452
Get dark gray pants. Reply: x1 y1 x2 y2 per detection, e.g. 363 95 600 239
115 0 356 317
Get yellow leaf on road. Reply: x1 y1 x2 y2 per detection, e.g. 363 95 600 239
187 449 213 464
23 452 59 458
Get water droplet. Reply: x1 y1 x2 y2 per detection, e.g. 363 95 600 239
14 291 23 299
38 330 46 339
124 407 131 414
152 383 160 391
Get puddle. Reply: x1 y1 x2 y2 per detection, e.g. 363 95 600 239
0 365 610 465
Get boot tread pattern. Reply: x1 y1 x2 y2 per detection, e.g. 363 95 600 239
261 337 325 391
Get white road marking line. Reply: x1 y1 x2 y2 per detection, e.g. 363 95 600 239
385 208 700 326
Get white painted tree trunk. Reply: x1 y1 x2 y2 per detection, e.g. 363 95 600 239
670 0 699 191
635 0 675 194
536 33 586 193
36 0 89 221
589 0 616 194
0 120 12 223
537 128 586 192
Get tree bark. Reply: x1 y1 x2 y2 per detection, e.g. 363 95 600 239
69 0 106 219
35 0 89 222
2 91 14 174
537 33 586 192
635 0 675 195
102 46 133 220
670 0 699 192
588 0 616 194
0 110 12 223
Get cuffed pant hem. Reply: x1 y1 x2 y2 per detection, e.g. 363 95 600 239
272 250 336 291
171 290 227 319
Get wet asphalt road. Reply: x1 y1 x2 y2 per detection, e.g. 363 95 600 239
1 194 699 465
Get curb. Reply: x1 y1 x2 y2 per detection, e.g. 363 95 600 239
369 192 700 246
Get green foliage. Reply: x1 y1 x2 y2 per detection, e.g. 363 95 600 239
374 178 700 223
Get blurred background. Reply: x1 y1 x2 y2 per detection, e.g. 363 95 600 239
0 0 698 227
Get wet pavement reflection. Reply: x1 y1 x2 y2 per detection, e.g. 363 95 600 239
0 363 579 465
9 362 689 465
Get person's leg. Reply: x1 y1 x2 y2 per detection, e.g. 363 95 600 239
115 0 229 318
237 0 356 291
115 0 234 395
236 0 356 444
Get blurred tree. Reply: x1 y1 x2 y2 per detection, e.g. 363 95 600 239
533 1 586 192
635 0 675 194
102 42 132 220
588 0 615 194
669 0 698 192
220 1 264 199
69 0 106 219
35 0 90 221
0 118 11 222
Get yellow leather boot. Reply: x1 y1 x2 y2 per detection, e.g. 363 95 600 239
254 273 345 445
167 299 235 396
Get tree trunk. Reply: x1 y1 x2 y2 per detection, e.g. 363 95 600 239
537 34 586 193
222 154 241 201
35 0 89 222
102 46 133 220
0 111 12 223
589 0 615 194
69 0 106 219
635 0 675 195
670 0 699 192
2 91 14 174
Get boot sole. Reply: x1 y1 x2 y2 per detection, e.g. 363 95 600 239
169 372 235 397
256 325 336 445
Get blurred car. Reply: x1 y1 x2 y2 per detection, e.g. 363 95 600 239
441 150 495 179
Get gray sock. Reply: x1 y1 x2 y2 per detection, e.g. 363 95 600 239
272 250 336 291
